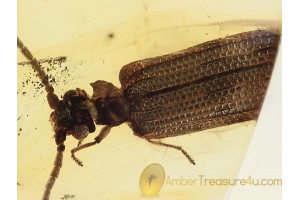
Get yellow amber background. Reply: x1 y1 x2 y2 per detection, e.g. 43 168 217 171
18 0 281 200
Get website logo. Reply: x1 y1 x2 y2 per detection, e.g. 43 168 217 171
139 163 165 196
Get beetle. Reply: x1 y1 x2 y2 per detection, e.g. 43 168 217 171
17 29 280 200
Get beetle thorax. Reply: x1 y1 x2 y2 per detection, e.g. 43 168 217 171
90 80 130 126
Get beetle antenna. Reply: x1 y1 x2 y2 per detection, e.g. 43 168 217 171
17 37 59 110
17 37 62 200
42 146 64 200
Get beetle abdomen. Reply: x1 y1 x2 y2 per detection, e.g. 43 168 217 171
119 30 280 138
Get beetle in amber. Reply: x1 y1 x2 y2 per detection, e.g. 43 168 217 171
17 29 280 200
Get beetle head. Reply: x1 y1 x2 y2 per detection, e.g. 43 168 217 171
50 88 96 144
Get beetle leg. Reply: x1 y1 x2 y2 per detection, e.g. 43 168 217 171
71 126 112 166
144 138 196 165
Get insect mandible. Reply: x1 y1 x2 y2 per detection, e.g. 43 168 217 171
17 29 280 200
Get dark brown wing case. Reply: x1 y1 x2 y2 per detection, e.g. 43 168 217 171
119 30 280 139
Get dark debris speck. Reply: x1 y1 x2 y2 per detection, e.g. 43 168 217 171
107 32 115 39
18 56 69 97
61 194 76 200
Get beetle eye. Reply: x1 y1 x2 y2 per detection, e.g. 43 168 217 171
72 125 89 141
